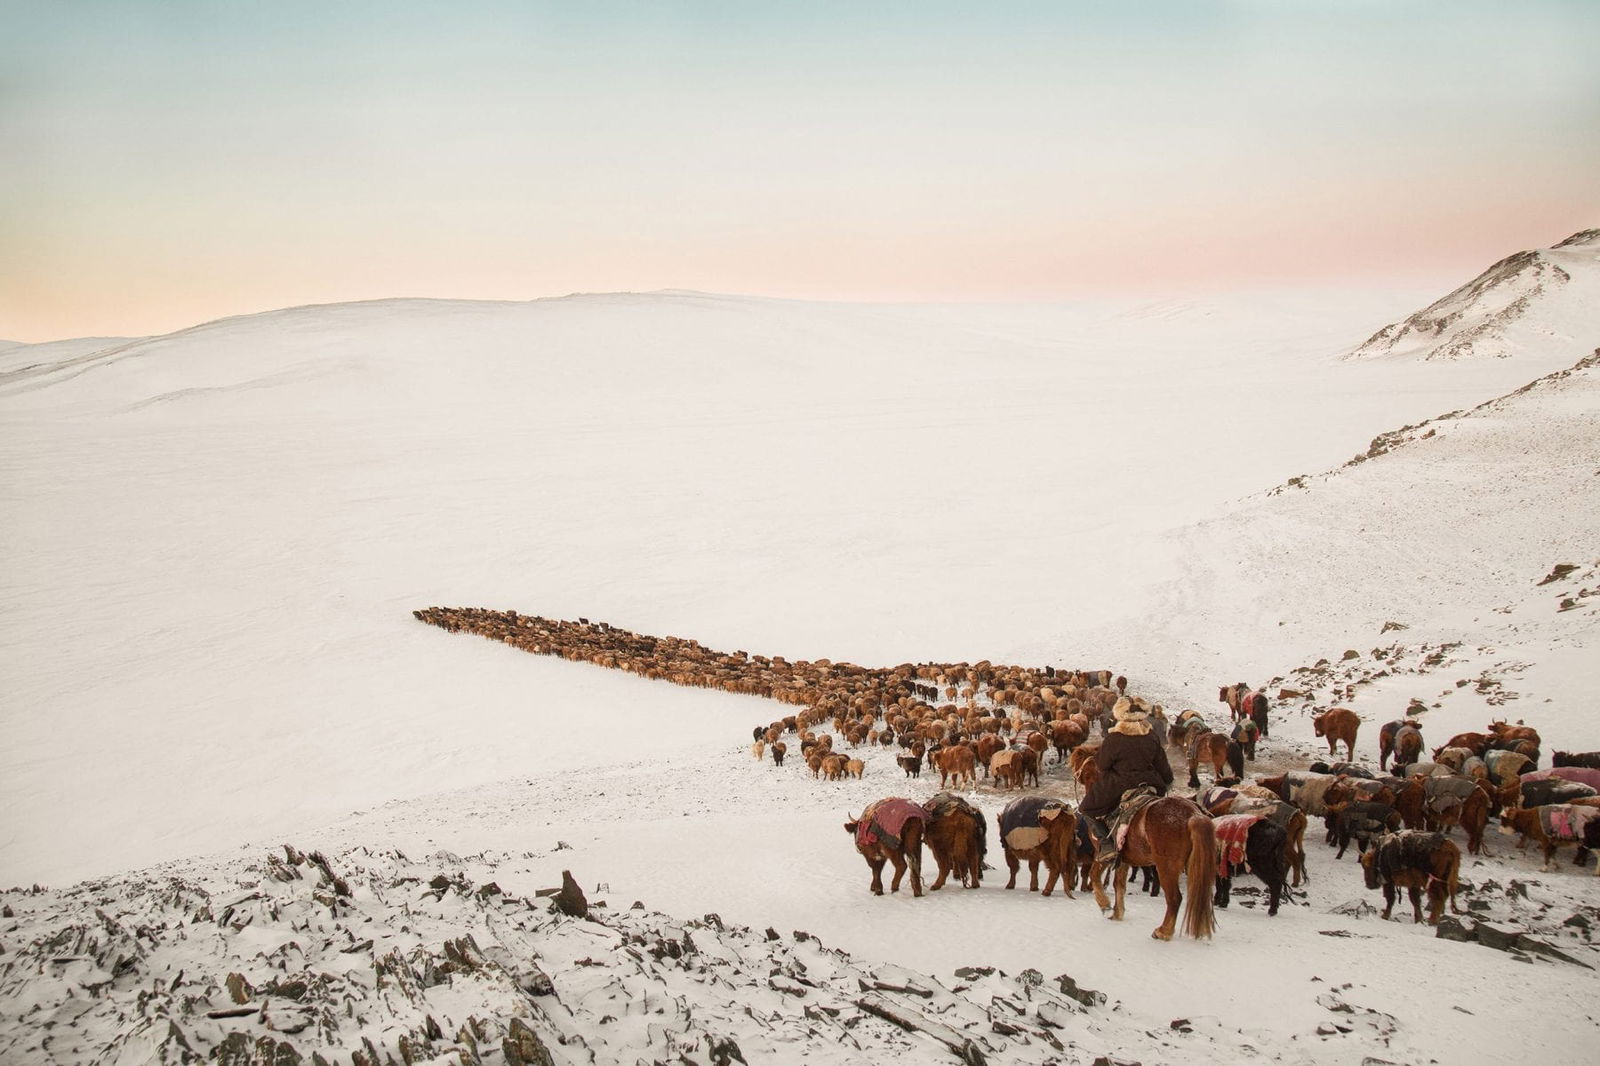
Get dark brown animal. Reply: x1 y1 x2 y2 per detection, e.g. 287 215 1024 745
1186 732 1243 788
1089 796 1218 940
1360 831 1461 924
922 793 986 890
1554 751 1600 770
1050 719 1087 764
997 797 1079 897
1379 719 1419 772
1313 708 1361 761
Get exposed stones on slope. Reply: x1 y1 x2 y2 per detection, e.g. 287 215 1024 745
0 847 1163 1066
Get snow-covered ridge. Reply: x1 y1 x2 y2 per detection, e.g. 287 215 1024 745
1349 227 1598 363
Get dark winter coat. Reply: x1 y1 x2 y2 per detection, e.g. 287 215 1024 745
1079 722 1174 818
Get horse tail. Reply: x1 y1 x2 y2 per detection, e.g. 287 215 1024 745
1227 741 1244 782
906 818 925 897
1183 814 1218 939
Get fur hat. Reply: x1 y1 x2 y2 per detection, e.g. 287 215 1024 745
1113 697 1148 722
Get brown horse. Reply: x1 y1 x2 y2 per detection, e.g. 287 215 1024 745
1186 732 1243 788
844 798 926 897
1312 708 1361 761
1069 743 1100 793
1090 796 1218 940
922 793 986 890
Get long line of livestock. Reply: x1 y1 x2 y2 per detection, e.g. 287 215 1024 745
415 608 1600 943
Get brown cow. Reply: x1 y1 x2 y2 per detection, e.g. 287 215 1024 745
990 750 1023 790
1499 805 1600 872
844 798 926 896
1360 832 1461 924
933 744 977 789
1312 708 1361 761
923 793 986 890
997 796 1079 897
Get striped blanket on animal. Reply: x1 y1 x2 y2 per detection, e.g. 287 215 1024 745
1424 775 1478 815
924 792 988 856
855 798 926 851
1539 804 1600 845
1284 771 1337 815
1214 814 1261 876
998 796 1071 852
1197 786 1238 811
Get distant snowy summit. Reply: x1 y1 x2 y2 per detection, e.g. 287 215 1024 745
1350 227 1600 362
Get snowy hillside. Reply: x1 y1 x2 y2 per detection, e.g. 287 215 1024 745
3 237 1600 1065
1349 228 1599 365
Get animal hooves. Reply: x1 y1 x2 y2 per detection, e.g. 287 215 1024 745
1151 930 1173 941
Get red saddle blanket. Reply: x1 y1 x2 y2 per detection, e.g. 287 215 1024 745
856 798 926 850
1214 814 1260 876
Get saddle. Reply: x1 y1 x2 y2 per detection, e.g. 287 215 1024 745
1102 785 1161 857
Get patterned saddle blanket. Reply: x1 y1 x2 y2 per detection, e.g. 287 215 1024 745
856 798 926 850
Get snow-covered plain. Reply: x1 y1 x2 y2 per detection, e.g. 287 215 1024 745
2 231 1598 1065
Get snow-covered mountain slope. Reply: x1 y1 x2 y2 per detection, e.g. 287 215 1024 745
1349 228 1599 365
1132 343 1600 751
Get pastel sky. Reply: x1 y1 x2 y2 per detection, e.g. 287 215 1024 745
3 1 1597 341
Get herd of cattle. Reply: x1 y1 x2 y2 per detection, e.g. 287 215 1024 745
414 608 1600 939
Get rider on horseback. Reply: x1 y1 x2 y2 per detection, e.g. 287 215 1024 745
1080 697 1175 862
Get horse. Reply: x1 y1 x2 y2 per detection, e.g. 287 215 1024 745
1186 732 1243 788
1312 708 1361 762
1167 710 1208 752
997 797 1079 897
1090 796 1218 940
1069 743 1100 793
844 798 926 897
922 793 986 890
1360 831 1461 924
1212 814 1291 916
1230 718 1260 761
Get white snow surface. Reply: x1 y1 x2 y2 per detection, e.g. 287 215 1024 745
3 232 1599 1065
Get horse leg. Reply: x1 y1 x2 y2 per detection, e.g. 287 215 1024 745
1112 862 1128 922
1214 870 1231 909
928 853 949 892
1153 856 1181 941
1090 858 1114 914
907 834 923 898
